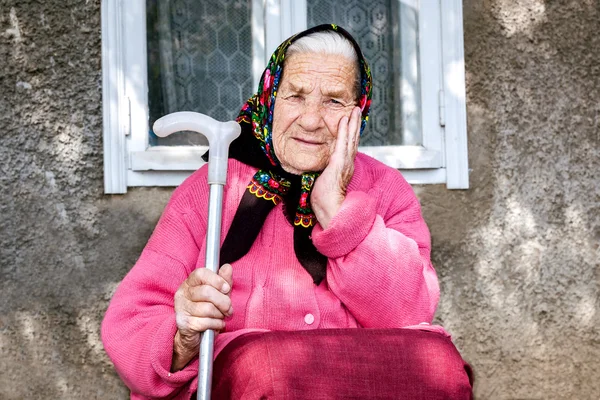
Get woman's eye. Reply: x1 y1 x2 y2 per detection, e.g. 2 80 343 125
327 99 344 107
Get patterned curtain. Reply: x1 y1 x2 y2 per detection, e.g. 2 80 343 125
147 0 253 146
146 0 419 147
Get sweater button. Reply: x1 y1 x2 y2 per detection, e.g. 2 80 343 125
304 313 315 325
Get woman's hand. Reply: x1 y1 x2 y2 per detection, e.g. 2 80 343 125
171 264 233 372
311 107 361 229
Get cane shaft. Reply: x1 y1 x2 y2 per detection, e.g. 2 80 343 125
198 184 224 400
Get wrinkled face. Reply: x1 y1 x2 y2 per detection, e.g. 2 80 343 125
272 52 358 174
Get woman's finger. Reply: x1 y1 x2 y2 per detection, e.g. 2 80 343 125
185 284 232 315
187 267 230 294
333 115 350 163
185 301 228 320
179 315 226 334
347 107 361 156
218 263 233 290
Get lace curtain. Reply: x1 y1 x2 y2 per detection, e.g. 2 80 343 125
146 0 419 147
147 0 253 146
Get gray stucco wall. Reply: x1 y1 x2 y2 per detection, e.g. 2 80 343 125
1 0 598 398
429 1 600 398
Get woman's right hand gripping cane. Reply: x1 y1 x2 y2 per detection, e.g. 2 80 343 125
171 264 233 371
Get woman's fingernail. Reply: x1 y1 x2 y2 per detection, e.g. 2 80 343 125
222 282 231 293
227 306 233 316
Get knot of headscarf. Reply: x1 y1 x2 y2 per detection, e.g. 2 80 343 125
217 24 372 285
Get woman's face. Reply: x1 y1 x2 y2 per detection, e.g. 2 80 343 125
272 52 358 174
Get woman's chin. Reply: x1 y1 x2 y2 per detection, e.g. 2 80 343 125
280 158 327 175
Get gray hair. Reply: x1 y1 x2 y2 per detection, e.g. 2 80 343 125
285 31 361 100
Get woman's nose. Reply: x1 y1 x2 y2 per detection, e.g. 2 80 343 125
297 101 324 131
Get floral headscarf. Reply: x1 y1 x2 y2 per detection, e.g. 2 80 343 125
218 24 373 284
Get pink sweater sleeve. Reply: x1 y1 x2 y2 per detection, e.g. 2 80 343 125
311 170 439 328
101 182 206 399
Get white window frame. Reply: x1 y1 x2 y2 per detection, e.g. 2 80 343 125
102 0 468 193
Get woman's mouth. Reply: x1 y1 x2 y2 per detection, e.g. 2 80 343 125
293 137 324 146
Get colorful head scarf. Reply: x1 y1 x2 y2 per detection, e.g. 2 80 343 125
218 24 373 284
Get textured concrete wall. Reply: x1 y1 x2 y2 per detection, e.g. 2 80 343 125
0 0 598 399
0 0 169 397
427 1 600 398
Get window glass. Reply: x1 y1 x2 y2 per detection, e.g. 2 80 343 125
308 0 421 146
146 0 253 146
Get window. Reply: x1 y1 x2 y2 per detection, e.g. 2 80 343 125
102 0 468 193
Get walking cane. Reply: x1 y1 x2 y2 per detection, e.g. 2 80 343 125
153 112 241 400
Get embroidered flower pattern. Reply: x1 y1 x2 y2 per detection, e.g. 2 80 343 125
294 173 318 228
248 170 291 205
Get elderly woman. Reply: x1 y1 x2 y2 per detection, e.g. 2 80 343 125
102 25 472 399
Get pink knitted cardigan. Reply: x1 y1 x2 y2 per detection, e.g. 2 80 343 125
101 153 440 399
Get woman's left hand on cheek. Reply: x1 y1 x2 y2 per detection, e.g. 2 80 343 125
311 106 361 229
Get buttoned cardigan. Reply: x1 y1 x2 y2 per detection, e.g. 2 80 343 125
101 152 440 399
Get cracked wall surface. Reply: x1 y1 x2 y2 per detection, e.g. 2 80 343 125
1 0 598 398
